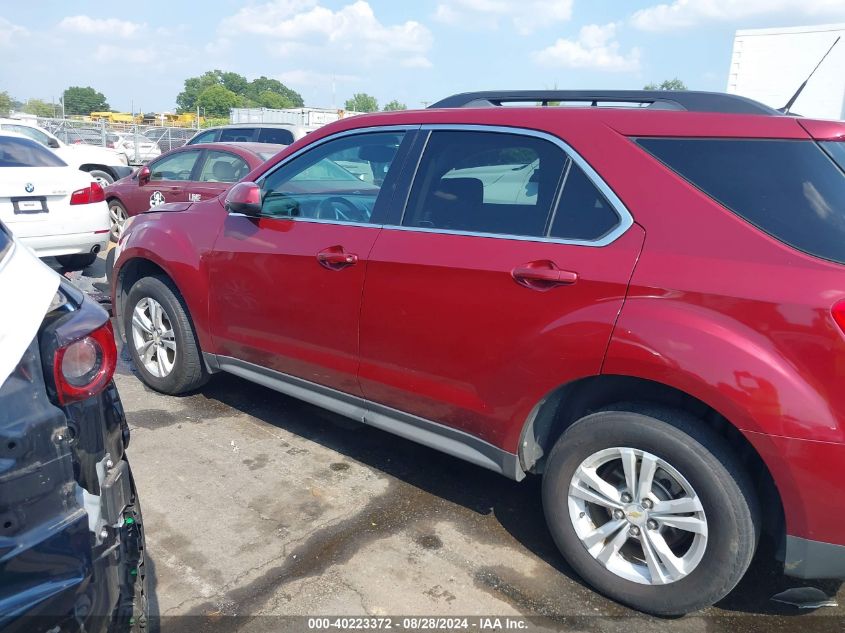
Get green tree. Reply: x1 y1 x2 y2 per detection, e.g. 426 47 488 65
63 86 109 115
383 100 407 111
177 71 303 112
246 76 303 107
22 98 57 117
176 71 225 113
643 78 688 91
0 91 11 116
345 93 378 112
256 90 295 109
196 85 240 117
219 71 249 95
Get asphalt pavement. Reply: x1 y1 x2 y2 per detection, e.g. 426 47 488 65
51 253 845 633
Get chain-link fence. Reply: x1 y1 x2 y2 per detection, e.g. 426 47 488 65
36 118 198 165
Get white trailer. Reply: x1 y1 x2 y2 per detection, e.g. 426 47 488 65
229 107 364 127
727 23 845 120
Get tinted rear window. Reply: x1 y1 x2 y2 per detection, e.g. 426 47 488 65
257 128 294 145
0 136 66 167
822 141 845 172
637 138 845 264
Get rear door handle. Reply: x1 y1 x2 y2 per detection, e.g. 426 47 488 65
317 246 358 270
512 262 578 289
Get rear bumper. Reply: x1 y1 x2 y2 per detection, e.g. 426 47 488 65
785 536 845 579
744 430 845 578
19 231 109 257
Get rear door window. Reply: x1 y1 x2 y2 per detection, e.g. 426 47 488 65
637 138 845 264
257 128 295 145
198 151 249 183
402 131 567 237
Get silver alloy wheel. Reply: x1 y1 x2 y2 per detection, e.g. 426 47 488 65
568 447 708 585
93 174 111 187
110 203 128 240
131 297 176 378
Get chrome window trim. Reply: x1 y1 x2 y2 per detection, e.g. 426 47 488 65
394 123 634 248
249 124 417 226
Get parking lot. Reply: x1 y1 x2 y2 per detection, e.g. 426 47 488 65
50 255 844 633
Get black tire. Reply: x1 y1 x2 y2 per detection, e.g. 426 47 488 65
56 252 98 270
105 247 116 285
89 169 115 186
541 405 759 615
124 275 208 394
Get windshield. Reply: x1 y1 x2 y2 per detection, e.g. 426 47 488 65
0 136 67 167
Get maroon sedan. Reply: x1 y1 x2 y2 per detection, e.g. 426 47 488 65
103 142 284 240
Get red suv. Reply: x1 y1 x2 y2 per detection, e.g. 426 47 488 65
112 90 845 615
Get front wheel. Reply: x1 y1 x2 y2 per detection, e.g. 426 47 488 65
109 199 129 242
124 275 208 394
541 406 759 615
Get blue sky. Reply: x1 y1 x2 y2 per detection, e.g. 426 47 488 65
3 0 845 113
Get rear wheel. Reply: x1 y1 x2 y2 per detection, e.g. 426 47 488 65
541 406 759 615
56 252 97 270
89 169 115 187
124 275 207 394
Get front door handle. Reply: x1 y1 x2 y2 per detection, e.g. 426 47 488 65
512 261 578 290
317 246 358 270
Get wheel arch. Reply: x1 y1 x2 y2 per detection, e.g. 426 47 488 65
520 374 784 542
79 163 118 180
114 253 212 360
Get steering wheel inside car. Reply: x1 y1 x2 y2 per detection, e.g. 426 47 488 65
316 196 368 223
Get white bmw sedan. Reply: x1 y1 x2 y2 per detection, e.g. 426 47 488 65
0 132 109 270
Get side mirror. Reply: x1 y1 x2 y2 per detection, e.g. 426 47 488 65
47 138 60 149
225 182 262 216
138 165 151 185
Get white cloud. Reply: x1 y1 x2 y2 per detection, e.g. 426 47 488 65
221 1 432 68
631 0 845 31
532 23 641 72
434 0 573 35
0 17 28 47
58 15 144 38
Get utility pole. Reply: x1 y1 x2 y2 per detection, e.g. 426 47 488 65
61 90 65 119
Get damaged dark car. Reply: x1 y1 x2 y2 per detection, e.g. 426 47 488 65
0 221 147 633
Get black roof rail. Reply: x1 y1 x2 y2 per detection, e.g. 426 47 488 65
428 90 780 116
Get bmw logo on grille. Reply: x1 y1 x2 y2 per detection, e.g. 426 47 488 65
24 183 34 193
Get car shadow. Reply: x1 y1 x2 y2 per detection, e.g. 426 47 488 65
167 371 842 621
